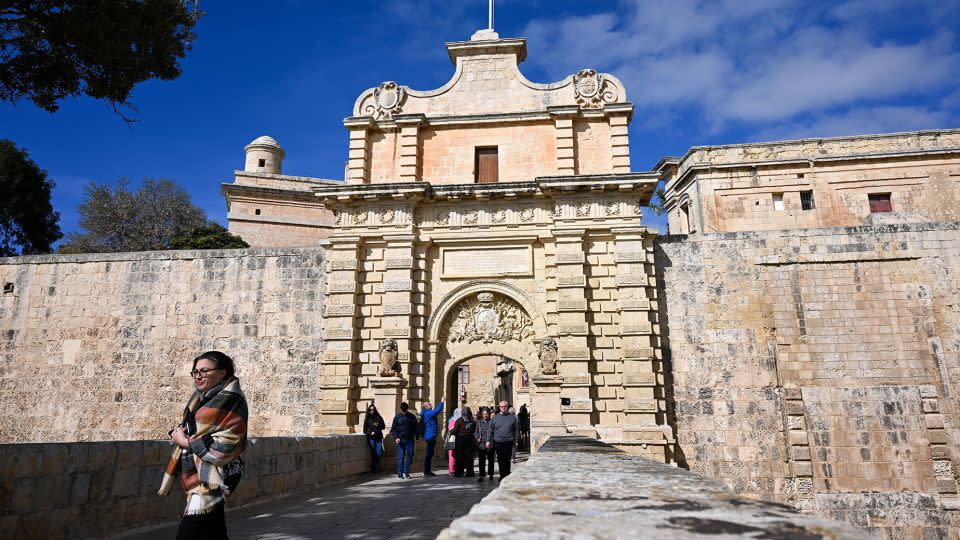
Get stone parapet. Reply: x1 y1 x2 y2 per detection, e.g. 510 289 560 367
0 435 381 540
438 435 870 539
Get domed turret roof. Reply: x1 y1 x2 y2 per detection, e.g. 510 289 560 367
245 135 282 150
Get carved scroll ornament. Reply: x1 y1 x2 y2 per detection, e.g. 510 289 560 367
574 69 619 109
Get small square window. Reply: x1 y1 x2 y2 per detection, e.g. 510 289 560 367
258 158 266 167
800 190 815 211
772 193 785 211
254 208 261 215
868 193 892 213
457 365 470 385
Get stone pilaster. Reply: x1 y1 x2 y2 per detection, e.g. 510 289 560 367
551 228 593 429
612 227 661 431
380 234 420 404
395 114 425 182
318 236 363 434
549 106 579 176
606 104 632 173
344 117 372 184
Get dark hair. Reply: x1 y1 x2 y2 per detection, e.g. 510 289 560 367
400 402 409 411
193 351 236 380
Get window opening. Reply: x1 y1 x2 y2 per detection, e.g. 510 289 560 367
475 147 498 183
772 193 785 211
868 193 892 213
800 190 815 210
255 208 261 215
2 283 13 294
258 158 266 167
457 365 470 385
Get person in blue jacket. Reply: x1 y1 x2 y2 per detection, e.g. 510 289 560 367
420 400 444 476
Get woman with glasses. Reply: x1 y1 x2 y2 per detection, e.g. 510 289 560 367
159 351 248 540
363 403 385 474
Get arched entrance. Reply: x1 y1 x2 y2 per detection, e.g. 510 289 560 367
446 354 531 412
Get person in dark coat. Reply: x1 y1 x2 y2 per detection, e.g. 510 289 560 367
390 402 419 479
474 407 495 481
452 407 476 477
518 404 530 450
363 403 385 474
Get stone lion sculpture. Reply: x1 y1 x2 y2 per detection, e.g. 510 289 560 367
539 336 559 376
378 339 400 377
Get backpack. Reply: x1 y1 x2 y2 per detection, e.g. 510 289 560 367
417 415 426 439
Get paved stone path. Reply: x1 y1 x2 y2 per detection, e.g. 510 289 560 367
128 458 525 540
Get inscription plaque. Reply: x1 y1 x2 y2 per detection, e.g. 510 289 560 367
441 246 532 277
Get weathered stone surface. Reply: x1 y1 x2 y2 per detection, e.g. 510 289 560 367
439 435 870 540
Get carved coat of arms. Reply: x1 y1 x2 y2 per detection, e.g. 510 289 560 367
445 292 534 345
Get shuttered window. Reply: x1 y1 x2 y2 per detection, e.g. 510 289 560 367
475 147 498 183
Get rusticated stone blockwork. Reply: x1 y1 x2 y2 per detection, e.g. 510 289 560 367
656 221 960 538
0 248 329 442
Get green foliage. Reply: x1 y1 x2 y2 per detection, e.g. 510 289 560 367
169 223 249 250
0 0 202 120
0 139 62 256
648 182 668 216
59 177 208 253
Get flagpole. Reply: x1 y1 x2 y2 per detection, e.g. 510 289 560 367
489 0 494 30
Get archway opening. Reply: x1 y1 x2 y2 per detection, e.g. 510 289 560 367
446 354 531 413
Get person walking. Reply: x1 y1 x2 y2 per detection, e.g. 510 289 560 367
390 402 418 479
452 407 476 477
160 351 248 540
420 400 444 476
362 403 385 474
490 400 519 481
446 408 462 474
474 407 495 481
518 404 530 451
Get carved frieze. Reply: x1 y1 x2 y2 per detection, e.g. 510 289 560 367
442 292 535 345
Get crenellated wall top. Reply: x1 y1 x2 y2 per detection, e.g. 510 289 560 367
349 35 629 122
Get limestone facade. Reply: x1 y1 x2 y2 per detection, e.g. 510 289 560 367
655 222 960 537
658 130 960 234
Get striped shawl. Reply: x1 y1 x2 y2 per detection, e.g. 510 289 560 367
158 377 248 515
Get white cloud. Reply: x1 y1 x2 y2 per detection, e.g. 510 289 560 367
521 0 959 133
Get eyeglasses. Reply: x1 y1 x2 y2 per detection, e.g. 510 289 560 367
499 404 508 408
190 368 222 378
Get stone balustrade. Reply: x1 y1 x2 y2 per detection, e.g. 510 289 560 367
0 435 381 539
438 435 872 539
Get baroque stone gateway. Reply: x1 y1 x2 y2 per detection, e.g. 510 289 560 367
1 28 959 539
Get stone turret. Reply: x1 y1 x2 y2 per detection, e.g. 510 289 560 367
243 135 285 174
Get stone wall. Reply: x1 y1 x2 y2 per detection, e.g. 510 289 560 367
0 248 330 443
0 435 373 540
438 434 871 539
655 221 960 538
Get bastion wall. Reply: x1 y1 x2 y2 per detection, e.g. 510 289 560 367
656 220 960 538
0 248 329 443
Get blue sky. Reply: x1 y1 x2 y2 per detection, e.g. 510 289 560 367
2 0 958 240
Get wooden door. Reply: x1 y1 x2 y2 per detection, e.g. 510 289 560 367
475 147 498 183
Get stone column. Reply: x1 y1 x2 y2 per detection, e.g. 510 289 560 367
612 227 665 444
530 374 566 451
318 236 363 434
344 117 373 184
551 228 594 430
549 106 579 176
605 104 632 174
395 114 425 182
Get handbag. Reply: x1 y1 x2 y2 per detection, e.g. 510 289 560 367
444 432 456 451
